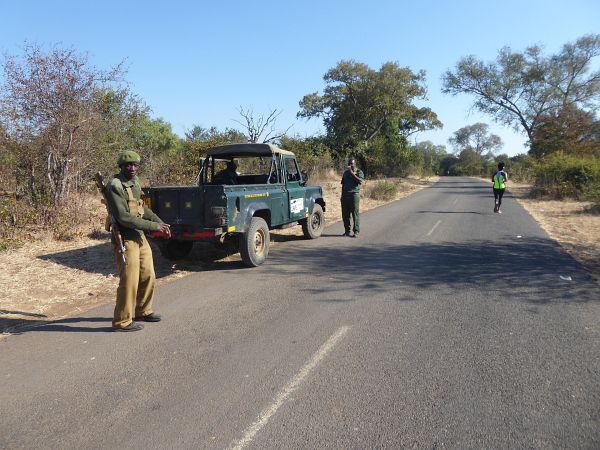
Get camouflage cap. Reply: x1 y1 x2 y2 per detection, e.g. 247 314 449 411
117 150 141 166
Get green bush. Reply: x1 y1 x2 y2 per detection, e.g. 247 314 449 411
366 180 398 201
534 153 600 200
506 155 535 183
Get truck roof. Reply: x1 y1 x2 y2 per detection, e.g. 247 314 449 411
206 143 295 157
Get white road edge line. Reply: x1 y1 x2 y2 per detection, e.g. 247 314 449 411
229 326 351 450
426 220 442 237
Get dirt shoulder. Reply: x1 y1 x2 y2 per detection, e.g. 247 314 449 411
0 175 437 334
509 182 600 283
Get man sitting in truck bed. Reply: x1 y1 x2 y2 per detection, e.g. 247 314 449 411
213 160 238 185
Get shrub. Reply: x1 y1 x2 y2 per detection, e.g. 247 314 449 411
507 155 535 183
534 153 600 200
366 180 398 201
0 195 38 250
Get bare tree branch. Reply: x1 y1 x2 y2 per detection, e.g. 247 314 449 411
233 106 292 144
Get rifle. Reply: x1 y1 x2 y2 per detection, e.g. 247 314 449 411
94 172 127 267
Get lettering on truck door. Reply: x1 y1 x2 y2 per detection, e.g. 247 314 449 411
284 157 306 222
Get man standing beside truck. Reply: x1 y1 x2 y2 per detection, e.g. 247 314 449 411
105 151 171 332
340 157 364 238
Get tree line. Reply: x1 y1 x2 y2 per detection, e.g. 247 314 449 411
1 35 599 248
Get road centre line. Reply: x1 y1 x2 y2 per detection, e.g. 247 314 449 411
426 220 442 237
229 326 350 450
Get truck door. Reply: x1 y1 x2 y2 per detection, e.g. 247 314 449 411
283 156 306 222
266 155 286 226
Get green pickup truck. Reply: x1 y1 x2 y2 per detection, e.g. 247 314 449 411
143 143 326 266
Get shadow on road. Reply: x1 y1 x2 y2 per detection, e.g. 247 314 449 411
13 235 598 335
265 236 598 306
2 316 113 335
36 240 239 278
416 211 485 215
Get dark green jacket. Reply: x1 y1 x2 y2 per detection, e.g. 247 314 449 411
341 168 364 194
105 173 163 241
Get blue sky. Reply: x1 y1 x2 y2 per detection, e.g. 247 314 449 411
1 0 599 156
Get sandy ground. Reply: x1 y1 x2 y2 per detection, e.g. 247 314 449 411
0 175 436 334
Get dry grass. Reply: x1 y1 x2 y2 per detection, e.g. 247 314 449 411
0 175 437 333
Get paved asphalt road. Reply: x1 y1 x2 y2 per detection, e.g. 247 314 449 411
1 177 599 449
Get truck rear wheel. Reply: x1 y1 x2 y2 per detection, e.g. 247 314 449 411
302 204 324 239
240 217 270 267
158 240 194 260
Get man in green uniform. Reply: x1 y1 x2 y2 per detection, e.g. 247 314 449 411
340 157 364 238
105 151 171 332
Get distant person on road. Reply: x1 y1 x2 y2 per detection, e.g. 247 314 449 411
105 150 171 332
492 161 508 213
214 160 238 185
340 157 364 237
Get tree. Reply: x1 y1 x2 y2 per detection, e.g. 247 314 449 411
529 105 600 158
439 154 459 176
413 140 449 175
298 60 442 164
233 106 292 143
92 87 151 174
168 125 246 183
0 125 14 190
446 124 502 176
0 44 125 205
185 125 246 143
442 34 600 151
452 149 490 176
124 116 181 183
278 135 334 176
448 123 503 156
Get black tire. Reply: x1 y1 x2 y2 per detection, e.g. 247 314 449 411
239 217 270 267
302 203 324 239
158 240 194 260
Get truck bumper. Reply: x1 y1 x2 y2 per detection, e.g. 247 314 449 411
148 227 225 240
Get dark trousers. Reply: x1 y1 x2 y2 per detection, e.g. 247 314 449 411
493 188 505 207
341 192 360 234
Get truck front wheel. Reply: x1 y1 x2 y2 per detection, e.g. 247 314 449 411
302 204 324 239
158 240 194 260
240 217 270 267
